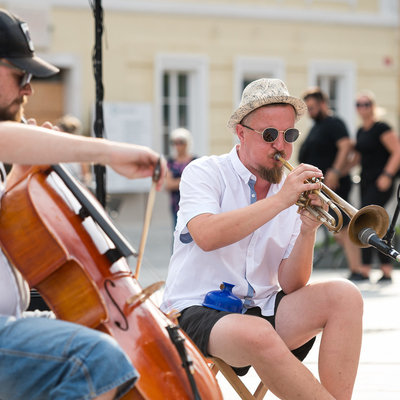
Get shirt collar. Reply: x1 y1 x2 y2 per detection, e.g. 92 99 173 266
229 145 255 184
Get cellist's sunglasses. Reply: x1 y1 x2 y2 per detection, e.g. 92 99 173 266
240 124 300 144
0 60 32 88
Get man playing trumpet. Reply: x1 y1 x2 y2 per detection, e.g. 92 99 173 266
161 78 363 400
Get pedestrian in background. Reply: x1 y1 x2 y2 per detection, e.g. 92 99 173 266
165 127 196 229
351 91 400 283
299 87 362 280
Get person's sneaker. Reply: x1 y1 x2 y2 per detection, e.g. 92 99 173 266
348 272 369 282
377 275 392 284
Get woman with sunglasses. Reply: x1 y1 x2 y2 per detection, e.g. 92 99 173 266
165 127 196 230
352 91 400 284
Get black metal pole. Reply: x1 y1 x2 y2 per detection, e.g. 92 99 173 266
383 182 400 246
92 0 106 206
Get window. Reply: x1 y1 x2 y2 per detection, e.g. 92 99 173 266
162 71 191 156
155 54 208 157
231 57 285 144
234 56 285 107
317 75 339 114
308 60 356 132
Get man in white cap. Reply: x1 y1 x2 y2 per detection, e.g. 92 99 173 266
0 8 166 400
161 78 363 399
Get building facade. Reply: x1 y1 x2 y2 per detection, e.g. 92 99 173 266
2 0 399 223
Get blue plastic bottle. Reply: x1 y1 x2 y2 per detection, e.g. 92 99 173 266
202 282 243 313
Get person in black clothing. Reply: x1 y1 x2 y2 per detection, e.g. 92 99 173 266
299 88 362 280
351 91 400 283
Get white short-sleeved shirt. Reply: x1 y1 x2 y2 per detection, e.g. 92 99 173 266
161 146 301 317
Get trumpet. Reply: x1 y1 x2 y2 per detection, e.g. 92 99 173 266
274 153 389 247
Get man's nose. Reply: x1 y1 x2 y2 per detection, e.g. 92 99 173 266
272 132 286 152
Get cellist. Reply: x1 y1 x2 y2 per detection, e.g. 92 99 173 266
0 9 165 400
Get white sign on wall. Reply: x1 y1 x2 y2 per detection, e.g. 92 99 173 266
100 101 153 193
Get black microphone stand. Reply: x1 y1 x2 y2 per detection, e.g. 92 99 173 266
382 183 400 247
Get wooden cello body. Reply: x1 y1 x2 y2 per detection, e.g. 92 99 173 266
0 165 222 400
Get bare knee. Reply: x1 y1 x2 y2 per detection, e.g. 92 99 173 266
245 321 281 350
325 279 364 316
246 320 297 364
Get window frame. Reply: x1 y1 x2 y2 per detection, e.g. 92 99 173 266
234 56 286 108
155 53 209 157
308 60 356 133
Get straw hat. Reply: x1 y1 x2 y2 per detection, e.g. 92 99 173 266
227 78 307 131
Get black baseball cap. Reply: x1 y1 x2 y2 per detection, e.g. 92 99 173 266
0 9 59 77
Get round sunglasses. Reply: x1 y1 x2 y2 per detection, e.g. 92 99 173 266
241 124 300 143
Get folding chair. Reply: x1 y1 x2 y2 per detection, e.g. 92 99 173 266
208 357 268 400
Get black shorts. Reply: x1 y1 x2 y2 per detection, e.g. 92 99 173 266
178 291 316 376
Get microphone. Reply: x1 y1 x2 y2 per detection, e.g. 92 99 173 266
358 228 400 262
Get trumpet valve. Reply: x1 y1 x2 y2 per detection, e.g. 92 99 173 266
308 176 322 195
295 195 314 213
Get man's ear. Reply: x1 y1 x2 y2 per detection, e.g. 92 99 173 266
236 124 245 143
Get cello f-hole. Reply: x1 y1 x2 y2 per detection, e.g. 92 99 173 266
104 279 129 331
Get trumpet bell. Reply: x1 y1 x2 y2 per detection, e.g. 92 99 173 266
348 205 389 248
275 153 390 245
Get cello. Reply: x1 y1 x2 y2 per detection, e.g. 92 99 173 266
0 164 223 400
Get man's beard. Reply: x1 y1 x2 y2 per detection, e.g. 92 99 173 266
313 110 325 122
258 165 283 184
0 96 26 122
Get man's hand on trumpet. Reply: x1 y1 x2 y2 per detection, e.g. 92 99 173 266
298 191 329 231
277 162 322 204
277 162 328 231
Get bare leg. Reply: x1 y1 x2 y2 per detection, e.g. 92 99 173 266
208 279 362 400
381 263 393 278
275 279 363 400
208 313 334 400
95 388 117 400
360 264 371 278
335 229 361 273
